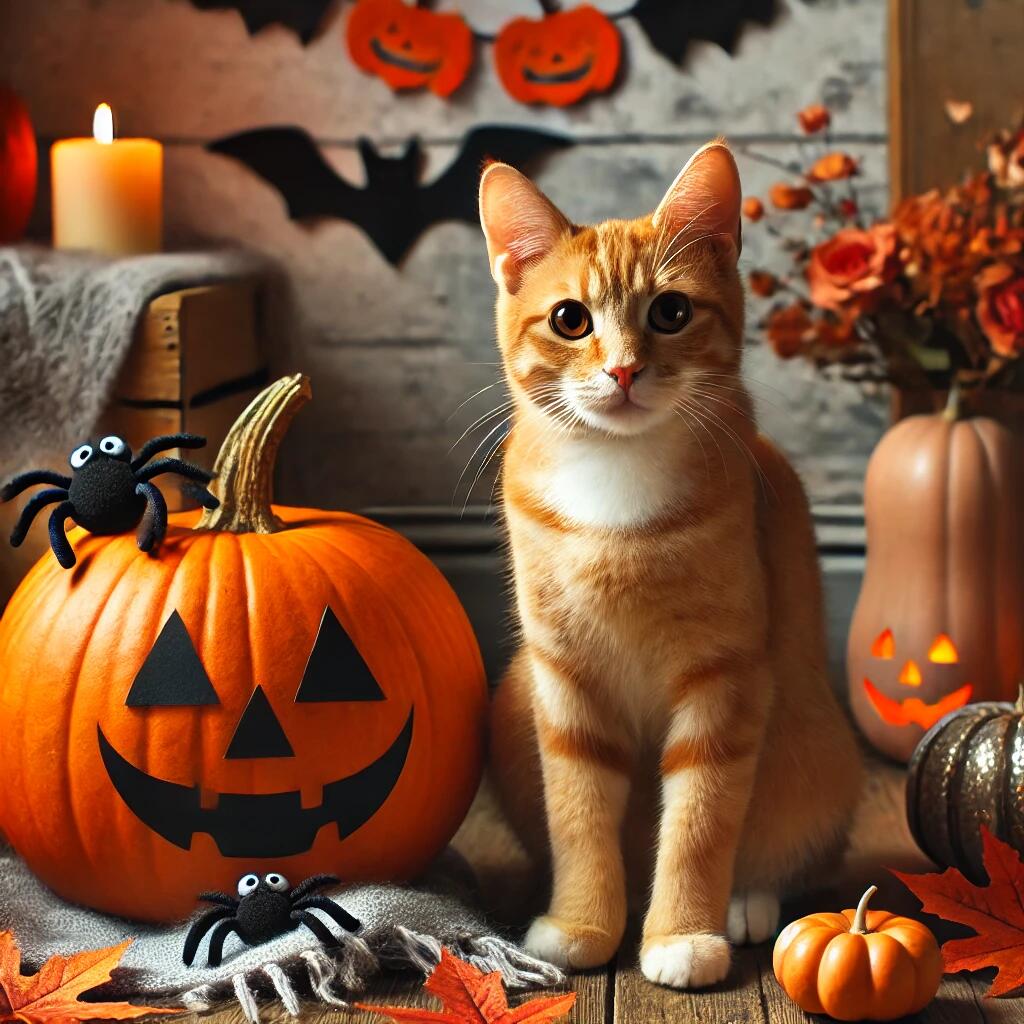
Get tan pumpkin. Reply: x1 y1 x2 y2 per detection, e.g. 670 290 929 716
847 401 1024 762
773 885 943 1020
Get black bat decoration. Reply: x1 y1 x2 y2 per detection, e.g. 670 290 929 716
186 0 335 43
208 125 573 265
628 0 778 64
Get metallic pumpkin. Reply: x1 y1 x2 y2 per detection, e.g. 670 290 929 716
906 692 1024 884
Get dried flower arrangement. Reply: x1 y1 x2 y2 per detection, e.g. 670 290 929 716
743 105 1024 393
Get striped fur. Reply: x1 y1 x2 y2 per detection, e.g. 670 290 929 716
480 145 863 989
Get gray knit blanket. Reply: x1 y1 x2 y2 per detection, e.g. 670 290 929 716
0 244 266 474
0 847 558 1022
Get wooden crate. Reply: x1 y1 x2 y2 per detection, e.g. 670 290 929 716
96 282 267 510
889 0 1024 204
0 281 265 605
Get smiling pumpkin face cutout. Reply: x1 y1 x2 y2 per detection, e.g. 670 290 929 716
347 0 474 97
0 376 486 921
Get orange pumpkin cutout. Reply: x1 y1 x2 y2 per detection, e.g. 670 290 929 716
494 5 622 107
347 0 474 98
847 407 1024 762
0 376 487 922
0 85 37 243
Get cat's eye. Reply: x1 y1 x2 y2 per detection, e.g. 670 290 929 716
648 291 693 334
550 300 593 340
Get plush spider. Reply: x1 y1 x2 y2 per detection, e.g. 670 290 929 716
0 433 219 569
183 872 361 968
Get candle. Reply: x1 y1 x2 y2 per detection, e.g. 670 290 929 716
51 103 162 255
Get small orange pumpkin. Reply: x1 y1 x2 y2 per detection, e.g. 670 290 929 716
347 0 474 98
0 85 37 243
773 885 943 1020
0 375 487 922
494 5 621 107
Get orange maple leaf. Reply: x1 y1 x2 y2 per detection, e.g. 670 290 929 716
356 948 576 1024
892 827 1024 997
0 931 181 1022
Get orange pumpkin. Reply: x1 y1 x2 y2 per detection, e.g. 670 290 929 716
0 375 487 922
847 403 1024 761
773 885 943 1020
494 5 621 107
0 85 37 243
347 0 474 98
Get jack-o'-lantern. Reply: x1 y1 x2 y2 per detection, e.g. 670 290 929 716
848 403 1024 762
0 85 37 243
347 0 474 98
494 5 621 107
0 375 487 922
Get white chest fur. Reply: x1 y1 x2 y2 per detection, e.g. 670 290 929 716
542 432 686 529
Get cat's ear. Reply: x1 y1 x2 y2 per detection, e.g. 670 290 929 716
479 163 571 293
653 141 742 261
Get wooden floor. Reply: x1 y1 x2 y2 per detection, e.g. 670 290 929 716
181 757 1024 1023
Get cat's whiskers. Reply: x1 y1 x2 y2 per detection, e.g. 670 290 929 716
448 380 505 421
450 400 516 451
673 397 730 483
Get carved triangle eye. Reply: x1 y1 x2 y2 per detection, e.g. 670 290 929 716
295 607 385 703
126 611 220 707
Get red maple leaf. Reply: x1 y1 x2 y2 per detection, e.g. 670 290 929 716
0 931 181 1022
356 948 576 1024
892 826 1024 997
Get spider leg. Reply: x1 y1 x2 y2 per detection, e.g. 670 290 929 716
197 891 238 909
135 457 214 486
10 488 68 546
293 909 342 949
135 482 167 554
288 874 339 902
1 470 72 502
206 918 242 968
183 906 235 966
180 481 220 510
292 896 361 934
131 433 207 471
48 501 77 569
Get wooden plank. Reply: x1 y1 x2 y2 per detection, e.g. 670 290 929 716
889 0 1024 203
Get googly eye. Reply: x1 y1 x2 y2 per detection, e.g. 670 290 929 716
263 873 289 893
237 873 260 897
69 444 93 469
99 435 126 457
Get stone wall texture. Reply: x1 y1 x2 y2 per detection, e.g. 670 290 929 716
0 0 889 510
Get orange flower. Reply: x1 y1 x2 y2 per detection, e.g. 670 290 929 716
976 263 1024 356
987 127 1024 189
797 103 831 134
808 152 859 182
766 303 812 358
742 196 765 222
748 271 777 297
770 183 815 210
806 224 898 312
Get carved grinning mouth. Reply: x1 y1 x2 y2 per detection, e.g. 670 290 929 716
97 711 413 857
523 57 593 84
370 38 441 74
862 678 972 730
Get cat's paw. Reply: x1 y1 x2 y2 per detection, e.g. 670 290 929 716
523 915 620 969
726 890 780 945
640 933 731 989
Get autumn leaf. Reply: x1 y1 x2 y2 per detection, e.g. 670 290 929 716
807 152 859 183
892 827 1024 997
0 931 180 1022
769 183 815 211
356 948 576 1024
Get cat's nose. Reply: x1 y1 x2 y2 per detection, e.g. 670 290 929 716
604 363 644 393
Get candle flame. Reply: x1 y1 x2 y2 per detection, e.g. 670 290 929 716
93 103 114 145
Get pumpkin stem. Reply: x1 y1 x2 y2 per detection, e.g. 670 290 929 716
943 377 965 422
1016 683 1024 713
851 884 878 934
194 373 311 535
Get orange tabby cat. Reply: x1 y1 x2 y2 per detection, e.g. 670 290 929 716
478 142 863 989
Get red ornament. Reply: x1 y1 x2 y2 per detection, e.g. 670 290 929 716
0 85 37 243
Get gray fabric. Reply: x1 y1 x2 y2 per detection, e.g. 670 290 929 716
0 848 560 1022
0 244 267 474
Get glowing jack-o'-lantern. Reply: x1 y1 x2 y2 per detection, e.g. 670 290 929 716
494 5 622 107
0 376 486 921
847 405 1024 762
347 0 474 98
